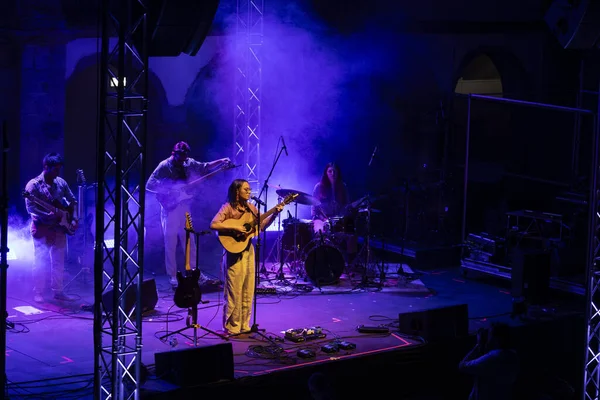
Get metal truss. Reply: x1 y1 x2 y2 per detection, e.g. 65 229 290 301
584 92 600 400
234 0 263 187
94 0 148 399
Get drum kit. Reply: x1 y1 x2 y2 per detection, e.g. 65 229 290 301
269 187 381 287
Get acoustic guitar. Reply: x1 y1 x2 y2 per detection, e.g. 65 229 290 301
173 212 202 308
218 193 298 254
155 162 238 211
22 191 77 235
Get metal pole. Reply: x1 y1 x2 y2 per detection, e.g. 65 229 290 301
583 78 600 400
0 121 9 398
461 95 472 248
466 93 593 115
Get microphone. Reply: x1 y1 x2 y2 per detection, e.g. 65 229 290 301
368 146 378 167
251 196 266 206
281 136 288 156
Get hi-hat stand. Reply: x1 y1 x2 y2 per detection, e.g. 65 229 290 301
160 225 228 344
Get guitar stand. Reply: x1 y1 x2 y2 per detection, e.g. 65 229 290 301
160 301 229 345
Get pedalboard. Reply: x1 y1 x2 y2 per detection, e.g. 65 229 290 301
357 324 390 334
285 326 326 343
256 287 277 295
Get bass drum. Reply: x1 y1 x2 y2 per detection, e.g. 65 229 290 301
303 240 345 285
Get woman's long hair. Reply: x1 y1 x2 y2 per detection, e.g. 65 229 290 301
227 179 248 209
316 162 348 205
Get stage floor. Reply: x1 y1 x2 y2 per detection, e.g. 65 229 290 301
3 262 583 399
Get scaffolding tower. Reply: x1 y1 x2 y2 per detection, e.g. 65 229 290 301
94 0 148 398
234 0 264 186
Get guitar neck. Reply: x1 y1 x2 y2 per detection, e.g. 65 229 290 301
28 196 57 213
258 203 283 223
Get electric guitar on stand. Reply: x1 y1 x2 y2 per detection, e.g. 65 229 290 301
173 212 201 308
218 193 298 253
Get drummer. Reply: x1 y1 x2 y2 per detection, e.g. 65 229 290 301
311 162 351 233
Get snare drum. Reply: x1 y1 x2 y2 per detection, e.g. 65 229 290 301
326 216 355 234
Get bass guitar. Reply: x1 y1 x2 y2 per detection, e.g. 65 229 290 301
173 212 202 309
155 161 239 211
22 191 77 235
218 193 298 254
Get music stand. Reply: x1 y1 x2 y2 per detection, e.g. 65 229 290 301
160 226 228 345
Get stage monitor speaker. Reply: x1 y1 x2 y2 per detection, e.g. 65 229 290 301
510 249 551 304
102 278 158 314
398 303 468 342
545 0 600 49
154 342 234 387
132 0 220 57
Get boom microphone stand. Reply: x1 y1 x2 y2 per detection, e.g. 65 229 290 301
255 137 287 284
244 138 286 344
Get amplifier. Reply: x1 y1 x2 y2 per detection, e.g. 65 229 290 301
465 233 506 263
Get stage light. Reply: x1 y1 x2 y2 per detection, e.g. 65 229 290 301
110 77 127 88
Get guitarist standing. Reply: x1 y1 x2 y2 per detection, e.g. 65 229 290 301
24 153 78 303
210 179 283 335
146 141 231 289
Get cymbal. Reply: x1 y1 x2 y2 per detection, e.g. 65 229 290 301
275 188 320 206
358 208 381 213
268 183 282 190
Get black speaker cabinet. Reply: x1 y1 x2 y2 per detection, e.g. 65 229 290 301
101 278 158 314
510 249 551 304
154 342 234 387
398 303 469 342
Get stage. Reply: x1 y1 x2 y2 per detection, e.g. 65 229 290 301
3 260 584 399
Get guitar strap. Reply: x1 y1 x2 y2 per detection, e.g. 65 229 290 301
36 176 57 204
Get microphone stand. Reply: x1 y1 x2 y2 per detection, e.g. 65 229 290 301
0 121 9 394
256 142 286 284
243 200 277 345
244 142 285 345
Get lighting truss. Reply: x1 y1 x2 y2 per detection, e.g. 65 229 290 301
234 0 263 187
94 0 148 399
584 100 600 400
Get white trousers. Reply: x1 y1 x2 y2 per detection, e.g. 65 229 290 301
32 231 67 294
222 244 255 334
161 204 196 278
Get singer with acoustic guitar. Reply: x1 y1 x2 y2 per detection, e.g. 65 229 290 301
146 141 233 289
210 179 291 336
24 153 79 303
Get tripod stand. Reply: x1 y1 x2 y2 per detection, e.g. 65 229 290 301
160 301 228 345
161 222 228 345
65 175 95 290
353 197 382 289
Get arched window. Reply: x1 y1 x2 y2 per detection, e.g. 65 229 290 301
455 54 503 97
